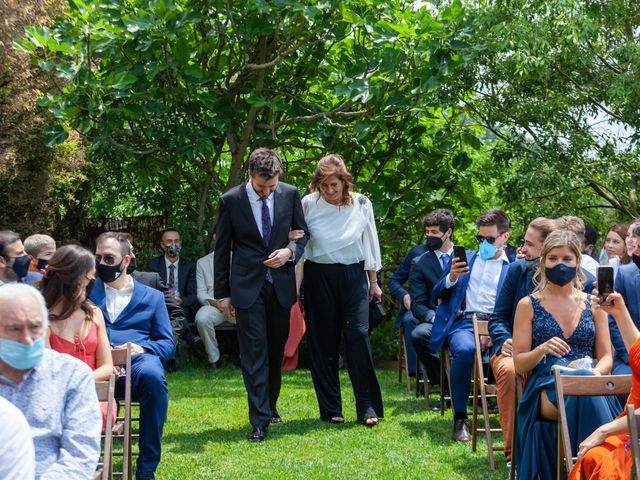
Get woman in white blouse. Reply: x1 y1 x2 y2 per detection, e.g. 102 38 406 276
301 154 383 427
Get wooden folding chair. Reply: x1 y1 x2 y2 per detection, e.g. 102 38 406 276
509 374 524 480
93 374 116 480
110 344 134 480
397 327 411 391
439 344 452 415
554 369 632 480
628 404 640 479
471 315 503 469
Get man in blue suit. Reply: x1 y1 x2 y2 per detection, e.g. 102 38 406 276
431 209 512 442
611 222 640 374
90 232 175 480
388 211 453 375
408 209 455 385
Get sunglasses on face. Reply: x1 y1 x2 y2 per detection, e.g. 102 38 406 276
95 254 120 266
476 234 500 244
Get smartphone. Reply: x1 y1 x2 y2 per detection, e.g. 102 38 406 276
597 266 614 306
453 245 467 265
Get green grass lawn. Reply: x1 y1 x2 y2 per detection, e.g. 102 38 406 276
158 364 507 479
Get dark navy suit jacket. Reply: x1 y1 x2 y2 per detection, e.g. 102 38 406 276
430 250 510 351
388 244 428 327
409 250 444 324
611 263 640 365
89 278 175 363
489 259 597 358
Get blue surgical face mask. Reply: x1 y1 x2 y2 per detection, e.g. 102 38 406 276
478 240 498 261
0 336 45 370
545 264 577 287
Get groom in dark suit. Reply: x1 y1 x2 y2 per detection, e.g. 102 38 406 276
214 148 309 441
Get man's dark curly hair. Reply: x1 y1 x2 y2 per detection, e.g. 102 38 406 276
248 148 282 179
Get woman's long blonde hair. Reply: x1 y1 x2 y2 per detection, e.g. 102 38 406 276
532 229 586 294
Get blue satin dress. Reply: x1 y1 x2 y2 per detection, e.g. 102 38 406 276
515 295 621 479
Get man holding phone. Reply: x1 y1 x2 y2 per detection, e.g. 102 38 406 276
430 209 513 442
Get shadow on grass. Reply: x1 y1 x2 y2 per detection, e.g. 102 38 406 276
163 418 362 452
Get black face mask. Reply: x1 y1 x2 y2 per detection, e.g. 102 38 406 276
11 255 31 279
426 235 445 252
545 264 577 287
85 278 96 298
96 261 124 284
126 257 137 275
633 254 640 270
36 258 49 270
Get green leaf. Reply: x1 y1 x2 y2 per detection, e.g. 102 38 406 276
452 152 472 171
44 124 68 147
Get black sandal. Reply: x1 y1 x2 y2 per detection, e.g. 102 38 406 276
322 415 345 424
362 408 379 428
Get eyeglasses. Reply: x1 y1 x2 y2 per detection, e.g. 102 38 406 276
476 235 499 244
95 254 120 266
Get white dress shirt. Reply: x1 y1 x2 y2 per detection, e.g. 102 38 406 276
164 257 180 295
246 181 273 239
435 247 454 270
0 396 35 480
446 250 508 314
581 254 599 277
104 275 135 323
302 192 382 271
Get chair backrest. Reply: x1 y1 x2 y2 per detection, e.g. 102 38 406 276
472 316 490 382
110 343 133 480
95 374 115 480
554 368 632 476
628 404 640 480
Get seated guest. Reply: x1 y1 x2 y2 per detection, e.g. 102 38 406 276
602 223 630 277
196 247 235 372
555 216 599 276
488 217 556 461
24 234 56 274
610 222 640 375
146 228 198 325
569 292 640 479
40 244 116 427
431 208 512 441
0 284 101 479
122 233 189 350
0 230 42 286
513 230 620 480
409 208 456 385
388 214 441 376
89 232 175 480
0 396 35 479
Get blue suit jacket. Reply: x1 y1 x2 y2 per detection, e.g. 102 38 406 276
430 250 510 351
489 259 597 358
388 244 428 327
89 278 175 363
611 263 640 365
409 251 444 324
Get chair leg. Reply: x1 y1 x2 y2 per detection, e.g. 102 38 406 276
472 361 479 452
397 328 403 384
402 331 411 392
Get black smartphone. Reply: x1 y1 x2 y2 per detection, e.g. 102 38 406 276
597 266 614 306
453 245 467 265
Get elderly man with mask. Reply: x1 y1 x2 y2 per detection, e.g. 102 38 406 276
0 283 101 479
89 232 174 480
0 230 42 286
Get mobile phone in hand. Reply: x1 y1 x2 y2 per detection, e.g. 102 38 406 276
453 245 467 265
597 266 614 306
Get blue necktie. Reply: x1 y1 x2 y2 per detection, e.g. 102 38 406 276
261 198 273 283
441 252 451 272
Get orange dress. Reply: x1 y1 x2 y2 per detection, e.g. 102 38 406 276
49 322 116 429
569 337 640 479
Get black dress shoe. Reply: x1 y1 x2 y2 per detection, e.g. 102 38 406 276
270 410 282 424
248 426 267 442
451 418 470 442
206 359 222 372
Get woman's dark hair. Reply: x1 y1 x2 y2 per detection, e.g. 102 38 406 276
606 223 631 265
309 154 354 206
40 244 96 321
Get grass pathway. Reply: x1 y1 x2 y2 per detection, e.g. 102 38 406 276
158 365 507 479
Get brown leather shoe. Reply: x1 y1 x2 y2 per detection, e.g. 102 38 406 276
451 418 470 442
